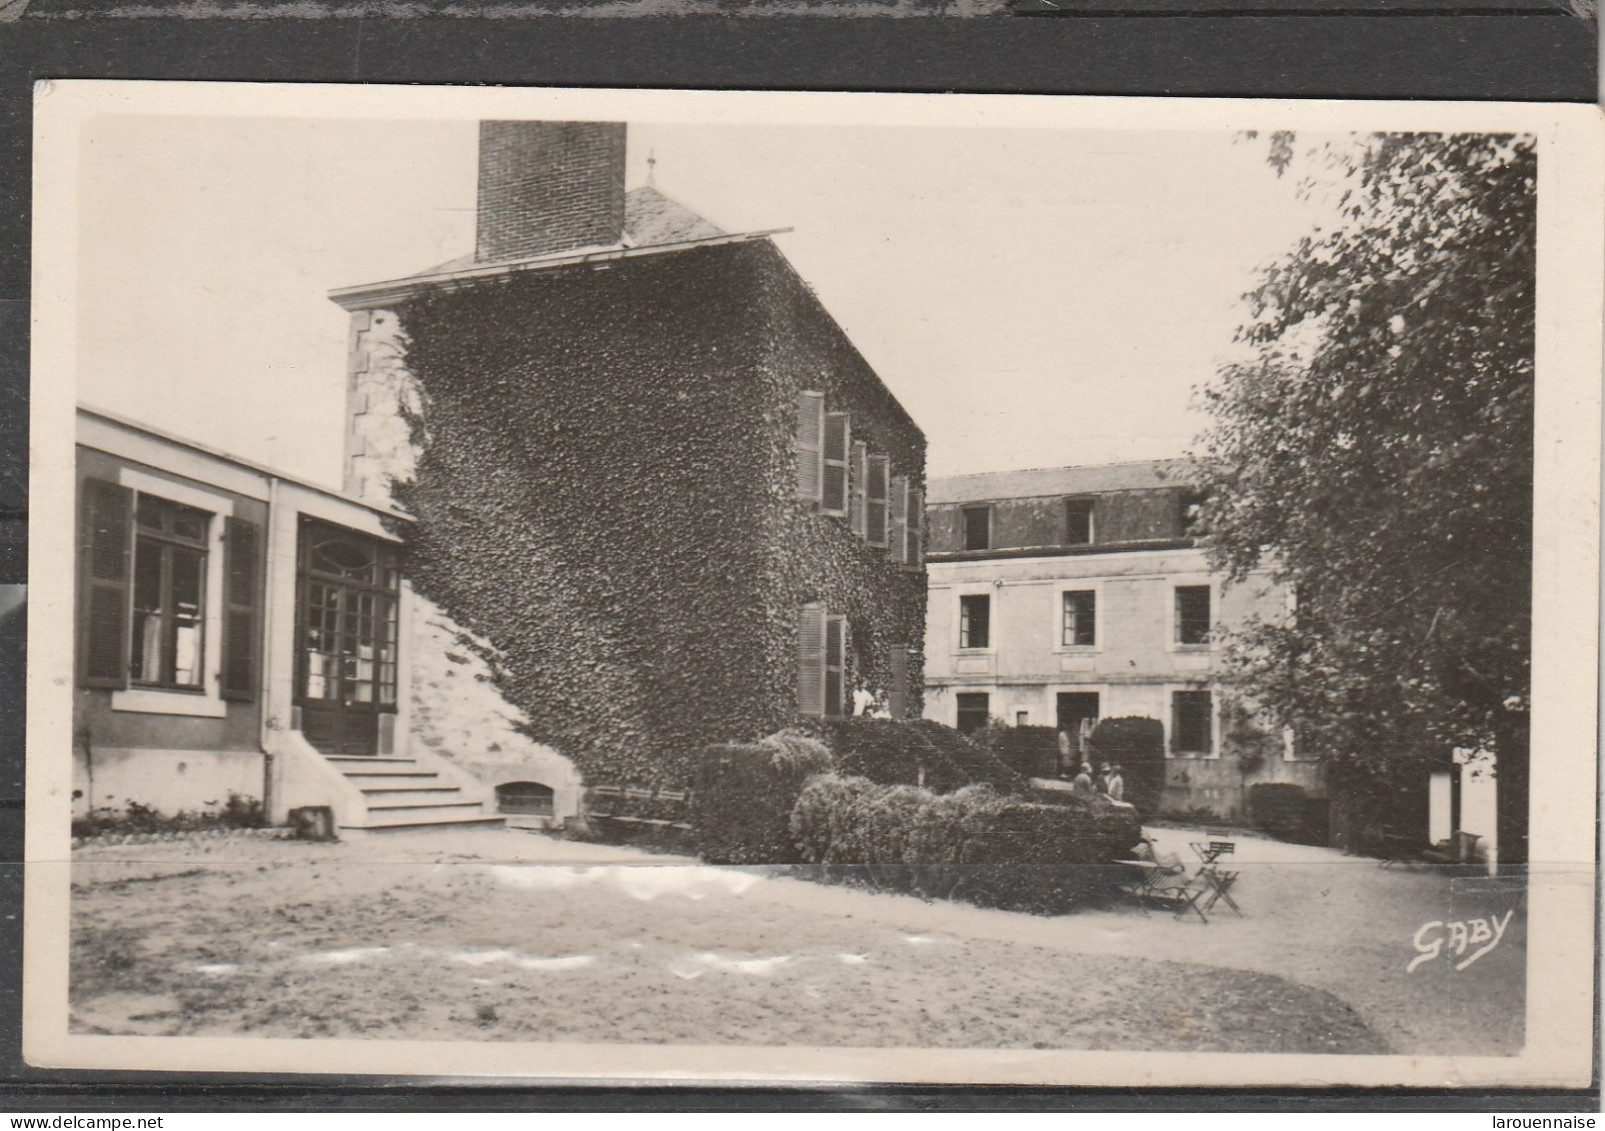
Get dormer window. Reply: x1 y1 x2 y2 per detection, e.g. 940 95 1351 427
962 505 991 552
1065 498 1095 546
1178 490 1207 537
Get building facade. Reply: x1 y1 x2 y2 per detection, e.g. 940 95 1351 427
922 460 1323 820
72 407 584 832
329 121 926 790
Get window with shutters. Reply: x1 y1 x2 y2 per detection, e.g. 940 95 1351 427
866 455 889 548
822 413 850 517
797 603 849 718
79 473 259 717
794 390 825 503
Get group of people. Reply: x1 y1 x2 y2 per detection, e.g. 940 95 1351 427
1072 760 1124 802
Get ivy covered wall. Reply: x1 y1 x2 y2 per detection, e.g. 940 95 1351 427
357 239 925 786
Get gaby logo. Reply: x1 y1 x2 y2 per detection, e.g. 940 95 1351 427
1408 910 1516 973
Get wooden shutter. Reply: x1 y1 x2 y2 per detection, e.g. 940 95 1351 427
796 603 826 717
887 643 909 720
794 391 825 503
821 413 850 517
79 478 133 689
904 481 923 566
849 441 868 536
221 516 263 701
866 455 889 548
824 614 847 717
889 475 908 563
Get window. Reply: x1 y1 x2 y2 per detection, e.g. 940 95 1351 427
131 495 210 689
959 593 991 649
78 475 261 709
794 390 825 503
963 505 991 551
1171 690 1214 755
956 692 990 735
1175 585 1212 645
1061 589 1097 648
822 412 851 516
1065 498 1095 546
1015 711 1030 726
866 455 890 548
1178 490 1207 537
797 604 849 717
495 781 555 816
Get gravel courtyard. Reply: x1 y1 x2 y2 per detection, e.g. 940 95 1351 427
68 826 1523 1055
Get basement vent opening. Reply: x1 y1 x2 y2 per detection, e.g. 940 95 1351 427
496 781 555 817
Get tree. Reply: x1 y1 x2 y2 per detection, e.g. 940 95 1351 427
1193 132 1535 862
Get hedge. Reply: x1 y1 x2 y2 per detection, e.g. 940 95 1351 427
790 774 1142 914
691 731 834 864
1087 716 1166 812
973 723 1062 780
1249 782 1310 843
794 717 1025 794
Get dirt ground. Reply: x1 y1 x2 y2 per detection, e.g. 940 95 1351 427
67 826 1522 1055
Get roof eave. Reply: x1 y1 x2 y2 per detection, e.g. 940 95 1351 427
328 228 792 311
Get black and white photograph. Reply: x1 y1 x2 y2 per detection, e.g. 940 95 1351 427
23 83 1602 1087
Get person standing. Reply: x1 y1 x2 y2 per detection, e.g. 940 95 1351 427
1106 764 1126 803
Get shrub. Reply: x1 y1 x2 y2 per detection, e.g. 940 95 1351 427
798 717 1024 794
1249 782 1310 843
972 723 1061 780
1087 716 1166 812
791 773 1142 914
692 732 833 865
71 793 266 840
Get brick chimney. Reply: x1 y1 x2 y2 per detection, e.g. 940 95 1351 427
475 121 628 264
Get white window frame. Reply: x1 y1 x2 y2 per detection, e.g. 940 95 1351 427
1051 579 1103 654
1165 683 1220 760
1166 579 1217 653
953 583 997 655
111 468 234 719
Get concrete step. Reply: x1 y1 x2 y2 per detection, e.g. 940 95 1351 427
344 814 507 834
325 756 420 767
358 786 466 804
337 769 444 781
364 799 486 817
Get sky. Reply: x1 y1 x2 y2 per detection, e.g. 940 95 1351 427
76 114 1332 487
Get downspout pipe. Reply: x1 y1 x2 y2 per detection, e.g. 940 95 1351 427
260 475 280 824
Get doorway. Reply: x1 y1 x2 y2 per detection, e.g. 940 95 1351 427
295 518 400 756
1056 691 1101 772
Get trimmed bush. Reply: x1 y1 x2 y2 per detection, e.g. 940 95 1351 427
794 717 1025 794
692 731 833 864
791 773 1142 914
973 723 1061 780
1087 716 1166 812
1249 782 1310 843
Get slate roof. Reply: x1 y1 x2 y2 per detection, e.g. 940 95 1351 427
927 458 1196 505
419 186 726 276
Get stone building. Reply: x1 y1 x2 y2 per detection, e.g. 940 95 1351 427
922 459 1323 821
329 121 927 794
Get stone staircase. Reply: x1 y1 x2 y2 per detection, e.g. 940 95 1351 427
325 754 505 833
